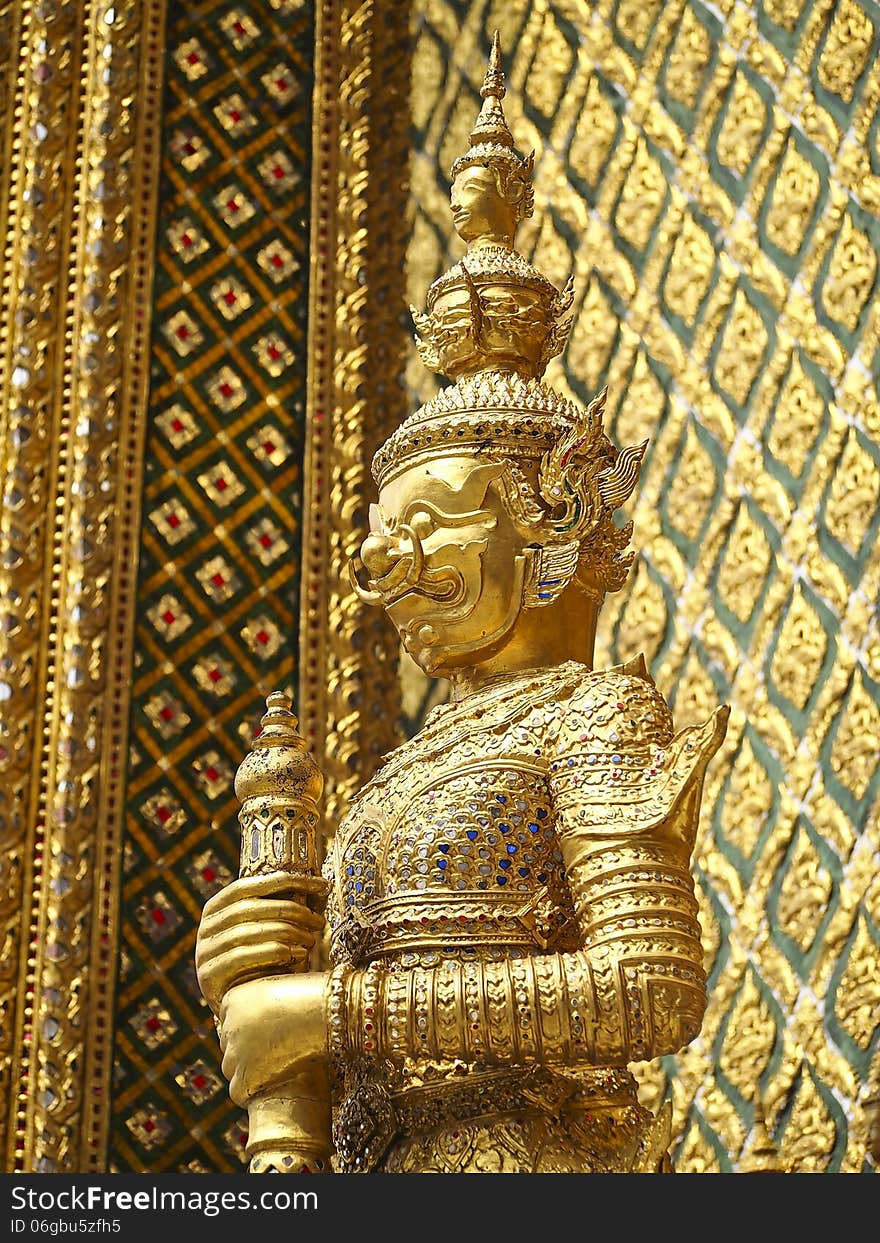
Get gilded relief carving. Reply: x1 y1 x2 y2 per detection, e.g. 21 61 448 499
716 72 767 178
765 140 821 257
399 0 880 1175
0 0 167 1172
817 0 873 104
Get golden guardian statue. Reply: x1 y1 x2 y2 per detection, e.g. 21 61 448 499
195 33 729 1174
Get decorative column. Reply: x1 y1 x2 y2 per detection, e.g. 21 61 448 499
0 0 167 1173
299 0 414 836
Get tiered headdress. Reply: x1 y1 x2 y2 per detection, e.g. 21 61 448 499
449 30 535 219
371 35 647 604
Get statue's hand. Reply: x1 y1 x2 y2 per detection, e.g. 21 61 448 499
218 972 327 1108
195 872 325 1015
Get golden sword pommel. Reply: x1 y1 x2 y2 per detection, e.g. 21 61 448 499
234 692 331 1174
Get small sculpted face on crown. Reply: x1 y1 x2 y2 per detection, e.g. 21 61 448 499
353 455 528 676
450 164 519 249
410 34 571 385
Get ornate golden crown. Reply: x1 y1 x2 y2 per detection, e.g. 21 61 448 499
448 31 536 215
371 34 648 602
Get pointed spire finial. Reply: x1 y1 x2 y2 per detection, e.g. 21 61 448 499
481 30 505 100
466 29 514 151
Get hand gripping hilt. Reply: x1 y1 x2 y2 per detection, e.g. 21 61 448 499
235 692 331 1174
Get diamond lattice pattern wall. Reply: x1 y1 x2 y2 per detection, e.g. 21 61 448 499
110 0 313 1173
405 0 880 1172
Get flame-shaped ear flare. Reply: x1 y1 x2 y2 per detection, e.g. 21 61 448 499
598 438 649 510
539 276 576 370
537 387 610 538
411 304 442 372
462 267 485 347
498 388 649 608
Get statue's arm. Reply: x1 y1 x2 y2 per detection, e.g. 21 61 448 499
332 672 728 1069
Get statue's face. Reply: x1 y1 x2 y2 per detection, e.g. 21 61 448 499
354 455 527 675
450 165 516 245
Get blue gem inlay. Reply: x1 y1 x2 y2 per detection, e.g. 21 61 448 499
466 829 478 841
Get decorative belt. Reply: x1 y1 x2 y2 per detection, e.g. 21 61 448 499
331 1059 637 1173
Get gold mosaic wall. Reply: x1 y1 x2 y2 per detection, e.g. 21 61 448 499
109 0 315 1173
405 0 880 1171
0 0 168 1173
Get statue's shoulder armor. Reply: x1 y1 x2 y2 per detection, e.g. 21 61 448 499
551 653 674 756
548 653 727 848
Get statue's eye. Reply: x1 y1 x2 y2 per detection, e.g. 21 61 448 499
409 510 434 538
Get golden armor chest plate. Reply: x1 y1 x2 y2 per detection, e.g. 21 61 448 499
323 665 598 968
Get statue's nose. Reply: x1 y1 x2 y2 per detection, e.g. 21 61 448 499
360 532 399 580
